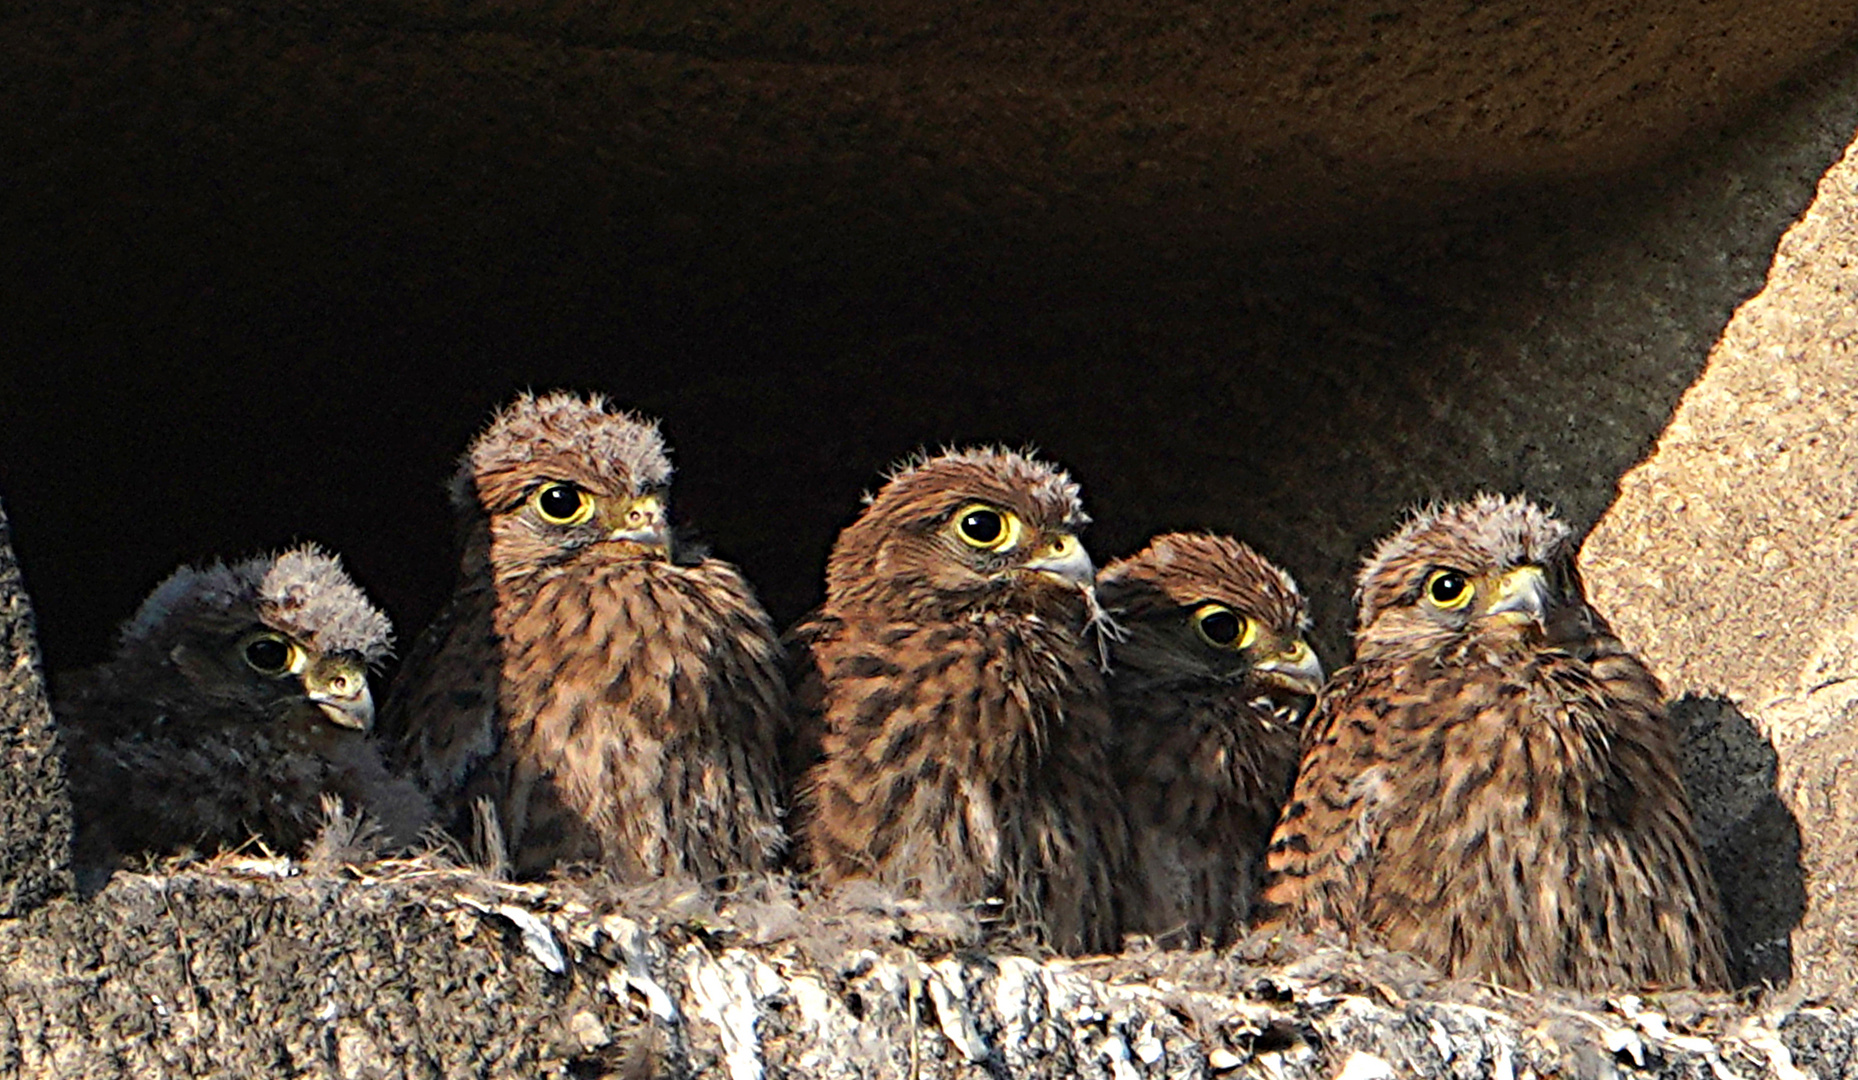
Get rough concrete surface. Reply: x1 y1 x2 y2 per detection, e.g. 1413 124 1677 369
0 865 1844 1080
1584 126 1858 1003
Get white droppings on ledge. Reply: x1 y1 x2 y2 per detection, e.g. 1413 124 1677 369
1426 1016 1456 1064
1735 1016 1813 1080
930 957 989 1063
222 856 297 880
1492 1037 1515 1080
1331 1050 1396 1080
991 956 1052 1064
497 904 566 975
785 969 860 1075
1102 1032 1142 1080
1207 1047 1245 1071
1600 1021 1646 1068
1131 1016 1165 1065
686 946 773 1080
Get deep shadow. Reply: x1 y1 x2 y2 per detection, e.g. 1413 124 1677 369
1674 693 1807 987
0 3 1856 686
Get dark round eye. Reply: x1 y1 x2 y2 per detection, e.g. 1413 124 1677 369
1426 569 1474 609
532 482 594 525
957 507 1005 546
1192 603 1256 649
243 635 293 675
1198 609 1240 645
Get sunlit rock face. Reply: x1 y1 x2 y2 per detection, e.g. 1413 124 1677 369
1585 127 1858 998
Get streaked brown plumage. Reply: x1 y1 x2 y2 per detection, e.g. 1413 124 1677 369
793 447 1129 954
56 546 431 864
1096 532 1321 947
1259 495 1730 991
380 391 788 881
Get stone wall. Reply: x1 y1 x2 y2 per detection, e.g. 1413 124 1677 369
1585 130 1858 1001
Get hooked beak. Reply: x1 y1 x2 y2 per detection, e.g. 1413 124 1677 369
1487 565 1551 627
600 493 670 553
305 660 374 732
1023 533 1095 587
1253 638 1325 697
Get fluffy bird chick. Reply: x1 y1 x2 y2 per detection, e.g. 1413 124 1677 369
1259 495 1730 991
380 391 789 883
56 546 432 867
1096 532 1322 947
792 447 1130 954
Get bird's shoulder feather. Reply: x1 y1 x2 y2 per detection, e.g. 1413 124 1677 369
379 580 502 814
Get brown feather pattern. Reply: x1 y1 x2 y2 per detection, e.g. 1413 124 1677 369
381 391 789 881
1259 495 1730 991
794 448 1129 954
1096 532 1312 946
476 556 789 879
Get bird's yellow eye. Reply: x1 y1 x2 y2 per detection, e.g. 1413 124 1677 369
532 482 595 526
1425 569 1475 610
1192 604 1257 650
241 632 302 676
952 504 1023 551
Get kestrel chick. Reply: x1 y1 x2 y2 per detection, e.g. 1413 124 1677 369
1096 532 1322 947
793 447 1129 954
380 391 788 882
1260 495 1729 991
57 546 431 863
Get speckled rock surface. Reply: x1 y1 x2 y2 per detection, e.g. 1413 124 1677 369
1584 128 1858 1003
0 500 73 916
0 865 1841 1079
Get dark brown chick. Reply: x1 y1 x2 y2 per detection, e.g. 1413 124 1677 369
380 391 788 883
1097 532 1321 947
792 447 1130 954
